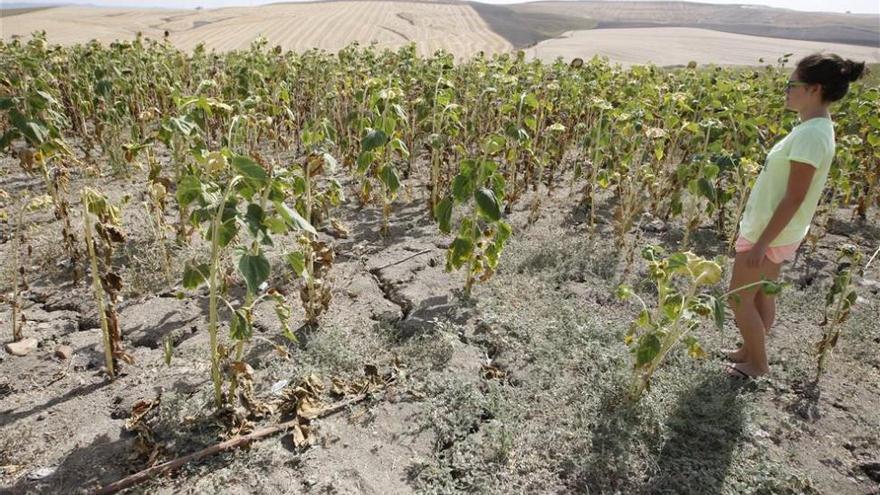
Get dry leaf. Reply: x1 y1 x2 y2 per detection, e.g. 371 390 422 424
297 396 324 420
230 361 254 378
481 364 506 380
126 396 160 430
290 423 312 448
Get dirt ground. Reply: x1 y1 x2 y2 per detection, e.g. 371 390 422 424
0 147 879 494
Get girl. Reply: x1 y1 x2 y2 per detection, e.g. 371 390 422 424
725 53 866 379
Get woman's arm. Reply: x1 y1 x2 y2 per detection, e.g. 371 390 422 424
745 160 816 267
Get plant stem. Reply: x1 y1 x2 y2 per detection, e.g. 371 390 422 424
304 157 318 324
587 108 605 234
83 194 115 379
816 284 846 378
631 281 698 400
10 200 26 342
208 180 240 407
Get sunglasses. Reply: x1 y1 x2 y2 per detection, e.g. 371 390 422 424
785 80 809 92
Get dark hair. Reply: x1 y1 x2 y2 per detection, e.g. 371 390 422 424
795 53 867 102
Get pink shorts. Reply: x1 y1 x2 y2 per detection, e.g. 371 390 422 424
735 235 800 264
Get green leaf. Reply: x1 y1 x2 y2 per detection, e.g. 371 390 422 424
275 201 317 235
286 251 306 277
379 115 396 136
491 173 506 201
238 252 270 294
212 217 239 247
390 138 409 158
635 333 661 367
697 178 716 203
667 253 688 272
378 164 400 194
290 175 307 196
183 262 210 289
616 284 633 301
693 260 722 286
446 236 473 271
0 130 18 151
684 336 707 359
361 128 388 152
95 79 112 97
269 291 296 342
485 242 501 268
476 159 498 183
451 173 474 203
232 155 268 185
176 175 203 208
474 188 502 222
265 217 287 234
712 295 725 330
244 203 267 238
662 293 683 320
356 150 373 174
494 220 512 246
597 170 610 189
9 109 48 145
481 134 506 155
759 279 785 296
703 163 720 180
167 116 197 137
637 309 652 328
435 197 453 234
230 309 252 341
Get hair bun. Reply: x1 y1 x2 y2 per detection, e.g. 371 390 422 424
842 59 866 82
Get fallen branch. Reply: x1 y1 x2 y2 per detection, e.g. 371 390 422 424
866 244 880 270
95 393 371 495
371 249 433 272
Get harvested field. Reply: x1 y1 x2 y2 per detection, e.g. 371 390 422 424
0 3 512 58
511 1 880 47
526 27 880 67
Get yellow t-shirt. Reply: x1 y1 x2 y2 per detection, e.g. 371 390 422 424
739 117 836 247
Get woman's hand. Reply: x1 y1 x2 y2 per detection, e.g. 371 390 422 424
745 242 768 268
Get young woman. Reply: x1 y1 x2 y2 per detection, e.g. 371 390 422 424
725 53 866 379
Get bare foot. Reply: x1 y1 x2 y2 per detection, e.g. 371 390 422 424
725 362 768 379
724 347 748 363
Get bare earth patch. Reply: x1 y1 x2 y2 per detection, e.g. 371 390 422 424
0 145 878 493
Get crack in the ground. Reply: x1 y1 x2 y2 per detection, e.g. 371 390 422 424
21 294 95 333
30 297 81 314
368 266 413 322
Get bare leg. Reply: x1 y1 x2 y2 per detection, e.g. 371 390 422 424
755 290 777 333
726 266 780 362
724 252 781 376
731 296 769 376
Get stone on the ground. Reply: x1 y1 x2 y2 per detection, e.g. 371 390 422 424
55 345 74 360
644 219 667 233
5 338 38 356
27 466 56 481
